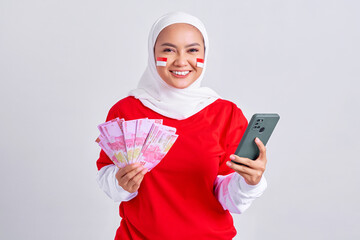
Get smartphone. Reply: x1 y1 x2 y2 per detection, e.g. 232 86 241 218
232 113 280 162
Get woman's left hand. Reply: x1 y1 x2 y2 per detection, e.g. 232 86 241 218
226 137 267 185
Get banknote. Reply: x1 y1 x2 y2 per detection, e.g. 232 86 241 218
96 135 126 168
122 120 137 163
133 119 155 161
137 124 160 161
125 119 164 162
154 119 163 125
98 118 120 139
97 117 128 165
138 128 178 171
96 118 177 171
97 118 124 142
137 123 178 170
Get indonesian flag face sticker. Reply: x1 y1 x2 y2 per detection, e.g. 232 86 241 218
196 58 204 68
156 57 167 67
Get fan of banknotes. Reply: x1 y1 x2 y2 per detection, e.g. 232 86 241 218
96 118 178 171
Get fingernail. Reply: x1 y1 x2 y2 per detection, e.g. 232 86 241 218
255 137 260 142
226 161 232 167
230 155 235 160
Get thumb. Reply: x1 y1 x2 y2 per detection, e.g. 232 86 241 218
255 137 266 160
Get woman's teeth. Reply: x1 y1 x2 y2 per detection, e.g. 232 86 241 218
171 71 190 76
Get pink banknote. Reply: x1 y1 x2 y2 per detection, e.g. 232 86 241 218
133 119 155 162
139 131 178 171
96 135 126 168
138 124 178 171
124 119 164 163
122 120 137 163
96 118 177 171
97 118 128 165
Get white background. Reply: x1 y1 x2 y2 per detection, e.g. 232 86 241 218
1 0 359 239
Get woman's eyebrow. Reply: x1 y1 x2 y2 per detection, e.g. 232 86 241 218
185 43 201 47
160 43 201 48
161 43 177 48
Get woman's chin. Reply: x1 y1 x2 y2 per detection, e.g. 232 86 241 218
166 78 196 89
170 81 191 89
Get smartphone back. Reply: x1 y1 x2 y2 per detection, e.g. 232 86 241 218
234 113 280 160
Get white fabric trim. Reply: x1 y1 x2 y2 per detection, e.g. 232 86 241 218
214 173 267 214
96 164 138 203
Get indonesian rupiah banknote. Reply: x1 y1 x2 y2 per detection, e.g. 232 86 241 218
96 118 177 171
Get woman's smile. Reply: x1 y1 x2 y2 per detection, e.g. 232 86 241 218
170 70 191 78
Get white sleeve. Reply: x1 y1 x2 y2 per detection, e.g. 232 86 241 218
96 164 138 203
214 173 267 214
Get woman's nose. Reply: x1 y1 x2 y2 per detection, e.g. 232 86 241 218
173 53 188 67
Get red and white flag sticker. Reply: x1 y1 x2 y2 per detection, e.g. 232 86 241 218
156 57 167 67
196 58 204 68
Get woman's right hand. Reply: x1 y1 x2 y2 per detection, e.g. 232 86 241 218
115 163 148 193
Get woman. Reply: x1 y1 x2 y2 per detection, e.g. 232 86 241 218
96 12 267 240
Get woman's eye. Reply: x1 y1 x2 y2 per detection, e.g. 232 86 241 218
163 48 173 52
188 48 199 53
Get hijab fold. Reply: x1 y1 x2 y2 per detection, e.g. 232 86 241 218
129 12 221 120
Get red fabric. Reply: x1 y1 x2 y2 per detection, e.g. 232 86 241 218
96 96 248 240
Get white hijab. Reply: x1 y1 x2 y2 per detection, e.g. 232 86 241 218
129 12 221 120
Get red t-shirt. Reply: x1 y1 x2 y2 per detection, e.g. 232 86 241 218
96 96 248 240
